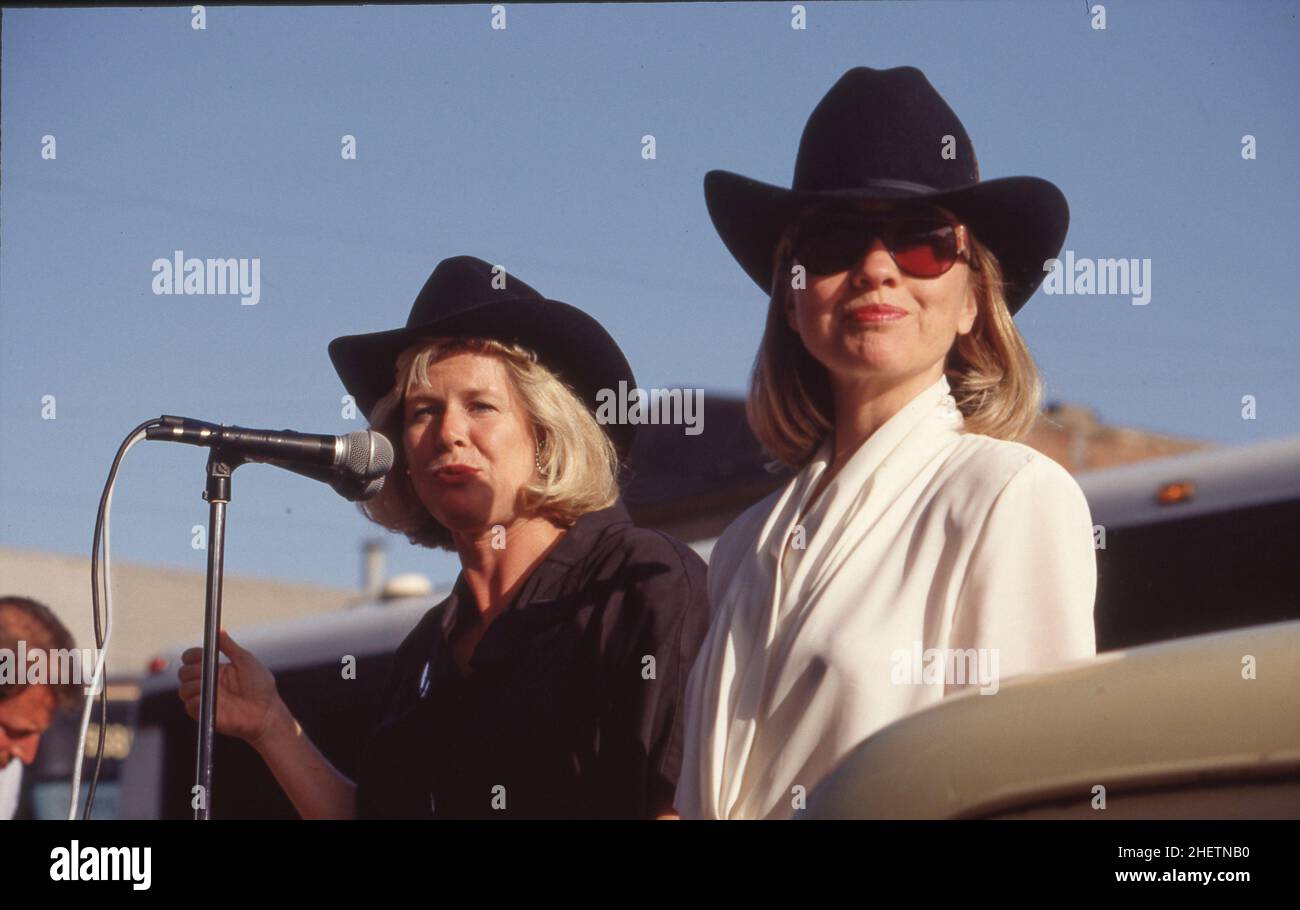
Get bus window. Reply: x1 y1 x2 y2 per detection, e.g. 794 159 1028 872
1095 498 1300 651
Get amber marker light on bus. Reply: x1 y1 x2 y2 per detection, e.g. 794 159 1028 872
1155 481 1196 505
148 656 169 675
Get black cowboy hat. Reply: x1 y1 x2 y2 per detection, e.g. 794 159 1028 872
704 65 1069 316
328 256 638 457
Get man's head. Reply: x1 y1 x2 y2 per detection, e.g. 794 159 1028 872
0 596 80 769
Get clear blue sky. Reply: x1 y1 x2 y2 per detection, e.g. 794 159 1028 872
2 2 1297 591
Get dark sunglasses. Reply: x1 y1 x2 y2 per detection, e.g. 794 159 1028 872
790 209 981 278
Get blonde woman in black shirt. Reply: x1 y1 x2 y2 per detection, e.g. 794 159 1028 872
177 256 709 819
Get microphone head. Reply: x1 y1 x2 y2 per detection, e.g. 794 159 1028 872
275 460 388 502
342 430 394 481
333 473 386 502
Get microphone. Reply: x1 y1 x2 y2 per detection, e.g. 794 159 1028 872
146 415 394 501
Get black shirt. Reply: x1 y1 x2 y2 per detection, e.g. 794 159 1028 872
354 502 711 819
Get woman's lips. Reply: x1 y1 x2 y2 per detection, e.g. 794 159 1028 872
848 304 907 323
431 465 480 484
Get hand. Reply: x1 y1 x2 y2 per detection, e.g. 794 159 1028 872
176 628 281 746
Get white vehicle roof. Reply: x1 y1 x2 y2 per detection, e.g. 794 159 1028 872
1076 434 1300 529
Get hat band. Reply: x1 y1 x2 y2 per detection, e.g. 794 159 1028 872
794 176 952 198
852 177 943 194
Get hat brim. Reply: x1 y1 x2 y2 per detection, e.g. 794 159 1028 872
328 297 638 457
703 169 1069 316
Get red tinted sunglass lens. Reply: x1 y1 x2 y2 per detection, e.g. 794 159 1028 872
890 221 958 276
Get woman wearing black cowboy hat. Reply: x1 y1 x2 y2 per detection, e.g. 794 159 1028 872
176 256 710 819
676 67 1097 819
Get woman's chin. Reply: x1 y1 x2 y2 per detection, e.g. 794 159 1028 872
422 496 492 532
431 510 490 535
812 338 904 374
826 355 911 383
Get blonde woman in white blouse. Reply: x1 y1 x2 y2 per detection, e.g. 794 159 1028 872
675 66 1097 820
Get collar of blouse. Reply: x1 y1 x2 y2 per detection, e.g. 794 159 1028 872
439 500 635 640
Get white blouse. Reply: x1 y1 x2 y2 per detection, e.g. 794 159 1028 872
675 373 1097 820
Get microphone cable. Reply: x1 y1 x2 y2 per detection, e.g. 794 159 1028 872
69 418 161 820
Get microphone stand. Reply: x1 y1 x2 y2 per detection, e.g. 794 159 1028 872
194 445 247 821
145 414 389 817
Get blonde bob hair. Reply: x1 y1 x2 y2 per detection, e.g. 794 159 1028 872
361 336 620 550
748 211 1043 469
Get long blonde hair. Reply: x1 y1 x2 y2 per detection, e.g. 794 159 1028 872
361 337 620 550
748 218 1042 469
